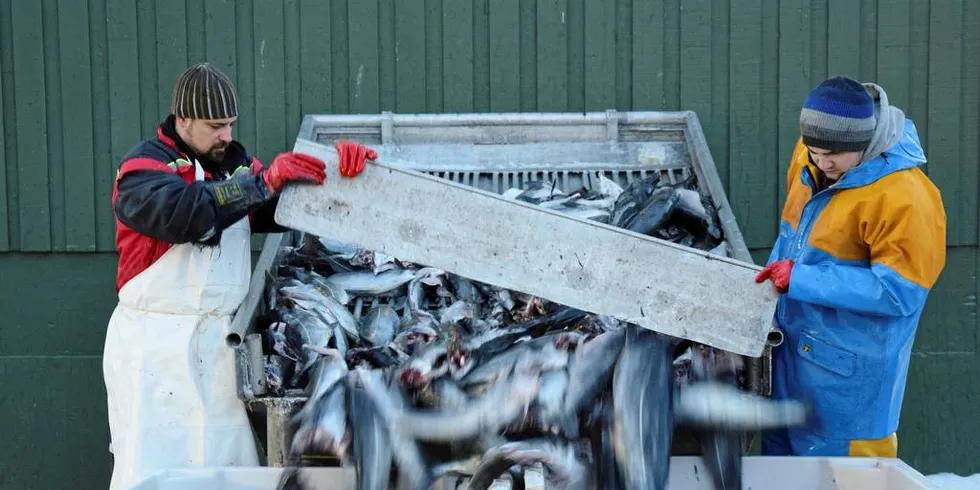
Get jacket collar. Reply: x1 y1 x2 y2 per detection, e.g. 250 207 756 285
156 115 249 178
806 118 926 191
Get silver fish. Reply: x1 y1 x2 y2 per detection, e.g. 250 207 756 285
359 304 399 347
289 352 350 456
513 180 565 203
467 439 589 490
291 383 349 458
279 287 350 339
347 377 392 490
277 308 334 380
596 175 625 200
397 340 451 389
309 275 352 305
674 380 813 431
356 368 433 490
450 275 484 305
293 351 348 422
332 324 349 357
406 267 445 312
364 369 540 442
430 377 469 410
440 300 477 325
323 268 418 296
561 328 626 437
699 426 744 490
392 324 439 355
459 342 534 389
323 294 360 340
549 204 613 222
534 369 570 434
612 327 674 490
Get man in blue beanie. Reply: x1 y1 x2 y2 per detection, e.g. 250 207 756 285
755 76 947 457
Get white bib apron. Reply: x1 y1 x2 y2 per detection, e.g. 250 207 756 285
103 161 260 489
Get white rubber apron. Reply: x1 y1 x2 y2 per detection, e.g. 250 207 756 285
103 161 259 489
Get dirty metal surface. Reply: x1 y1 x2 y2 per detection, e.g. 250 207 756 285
274 139 778 357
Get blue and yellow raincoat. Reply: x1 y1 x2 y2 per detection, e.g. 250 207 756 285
762 118 946 457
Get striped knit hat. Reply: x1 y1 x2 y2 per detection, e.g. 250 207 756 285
799 76 876 152
170 62 239 120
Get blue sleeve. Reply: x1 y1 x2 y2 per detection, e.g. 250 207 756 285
787 262 929 318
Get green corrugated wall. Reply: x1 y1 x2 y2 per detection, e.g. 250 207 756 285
0 0 977 487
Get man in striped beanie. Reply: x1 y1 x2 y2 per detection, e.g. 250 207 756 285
103 62 379 488
756 75 946 459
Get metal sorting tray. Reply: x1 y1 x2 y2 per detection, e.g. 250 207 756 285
226 110 782 470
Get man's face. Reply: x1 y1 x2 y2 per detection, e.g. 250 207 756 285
176 116 237 162
806 146 862 181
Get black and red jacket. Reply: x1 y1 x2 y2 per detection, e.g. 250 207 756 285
111 116 287 292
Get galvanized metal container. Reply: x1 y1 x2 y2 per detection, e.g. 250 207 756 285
227 110 781 472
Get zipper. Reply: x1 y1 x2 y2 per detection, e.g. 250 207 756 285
791 166 836 260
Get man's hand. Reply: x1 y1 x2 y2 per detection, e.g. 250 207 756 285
336 141 378 177
263 152 327 194
755 259 794 294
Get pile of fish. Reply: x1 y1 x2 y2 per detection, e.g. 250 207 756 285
261 174 814 490
501 172 727 255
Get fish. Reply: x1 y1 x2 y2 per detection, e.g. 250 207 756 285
309 275 351 305
514 179 565 204
596 175 625 200
611 327 675 490
292 383 349 458
674 380 814 431
449 275 484 305
560 328 626 438
467 439 589 490
359 304 399 347
440 300 477 326
699 426 744 490
347 376 393 490
624 185 681 236
531 369 569 434
610 174 660 227
347 345 406 369
405 267 447 313
323 294 361 340
671 188 722 241
323 268 418 297
257 173 820 490
363 368 435 490
274 308 335 382
587 396 626 490
361 366 540 443
289 352 350 457
332 324 349 357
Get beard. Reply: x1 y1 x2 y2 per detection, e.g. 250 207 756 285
206 143 228 162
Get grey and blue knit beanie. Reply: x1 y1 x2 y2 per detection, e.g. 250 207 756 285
170 62 239 120
799 76 876 152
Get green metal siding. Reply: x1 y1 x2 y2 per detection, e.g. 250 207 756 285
0 0 977 486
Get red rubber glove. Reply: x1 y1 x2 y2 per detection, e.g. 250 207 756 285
755 259 794 294
335 141 377 177
262 152 327 194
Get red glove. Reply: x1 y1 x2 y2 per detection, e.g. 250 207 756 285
262 152 327 194
755 259 794 294
335 141 377 177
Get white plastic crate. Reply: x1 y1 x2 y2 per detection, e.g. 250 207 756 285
131 456 936 490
